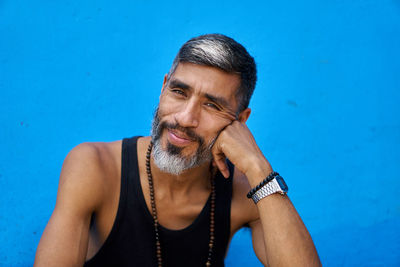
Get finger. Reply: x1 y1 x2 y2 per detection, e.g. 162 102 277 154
211 127 232 178
212 160 217 168
215 159 229 178
213 154 229 178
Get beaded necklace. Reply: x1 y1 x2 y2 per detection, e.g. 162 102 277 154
146 142 216 267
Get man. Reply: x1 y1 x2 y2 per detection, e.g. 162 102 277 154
34 34 321 266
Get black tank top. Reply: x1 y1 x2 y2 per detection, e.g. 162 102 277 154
84 136 233 267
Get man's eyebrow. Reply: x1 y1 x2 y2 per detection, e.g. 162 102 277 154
168 79 191 90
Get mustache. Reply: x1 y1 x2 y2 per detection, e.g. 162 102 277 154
160 121 204 144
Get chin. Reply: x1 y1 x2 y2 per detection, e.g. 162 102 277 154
152 136 212 175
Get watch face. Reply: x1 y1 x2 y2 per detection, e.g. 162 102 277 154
276 176 288 192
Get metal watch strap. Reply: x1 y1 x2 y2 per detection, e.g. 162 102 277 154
251 176 286 204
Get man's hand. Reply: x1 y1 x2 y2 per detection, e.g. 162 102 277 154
212 120 322 267
211 120 272 185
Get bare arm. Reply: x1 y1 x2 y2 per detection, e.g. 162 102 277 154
34 143 105 267
248 194 321 266
213 120 321 266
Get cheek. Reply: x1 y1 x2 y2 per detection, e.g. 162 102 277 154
159 95 232 138
203 110 232 128
158 96 183 118
198 115 230 140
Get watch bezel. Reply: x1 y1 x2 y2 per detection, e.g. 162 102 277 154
275 176 289 193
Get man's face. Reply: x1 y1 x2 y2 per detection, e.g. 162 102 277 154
151 62 242 174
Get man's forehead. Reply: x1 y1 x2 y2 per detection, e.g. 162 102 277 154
169 63 240 103
173 62 239 77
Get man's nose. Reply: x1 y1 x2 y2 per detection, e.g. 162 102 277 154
174 100 200 128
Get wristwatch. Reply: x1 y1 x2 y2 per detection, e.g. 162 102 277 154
251 175 288 204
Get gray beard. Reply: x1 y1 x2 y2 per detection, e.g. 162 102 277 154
150 108 215 175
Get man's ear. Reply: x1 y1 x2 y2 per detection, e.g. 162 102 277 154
161 74 168 92
238 108 251 123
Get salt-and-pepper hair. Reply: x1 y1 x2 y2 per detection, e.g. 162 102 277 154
167 34 257 112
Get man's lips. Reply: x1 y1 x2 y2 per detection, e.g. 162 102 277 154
167 129 195 145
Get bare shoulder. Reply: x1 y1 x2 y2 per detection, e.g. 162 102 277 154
34 141 123 266
230 167 259 234
57 140 122 213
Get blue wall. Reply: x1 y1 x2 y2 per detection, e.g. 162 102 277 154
1 1 399 266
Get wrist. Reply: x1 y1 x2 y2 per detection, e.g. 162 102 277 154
249 174 288 204
245 157 273 187
247 171 280 199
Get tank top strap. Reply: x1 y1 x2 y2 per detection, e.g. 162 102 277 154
121 135 141 204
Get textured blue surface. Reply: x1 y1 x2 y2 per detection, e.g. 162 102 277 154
1 1 399 266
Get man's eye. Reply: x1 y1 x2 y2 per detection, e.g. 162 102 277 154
170 89 186 97
205 102 221 110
